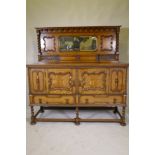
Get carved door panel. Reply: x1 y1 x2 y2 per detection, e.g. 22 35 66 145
109 68 127 94
78 69 108 94
29 69 47 94
47 69 76 94
100 32 116 54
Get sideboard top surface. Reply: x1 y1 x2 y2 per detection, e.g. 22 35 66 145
27 61 128 68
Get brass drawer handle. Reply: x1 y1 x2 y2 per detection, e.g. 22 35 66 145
65 99 69 104
39 98 42 103
113 98 117 103
85 99 89 104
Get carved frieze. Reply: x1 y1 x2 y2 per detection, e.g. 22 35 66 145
36 26 119 33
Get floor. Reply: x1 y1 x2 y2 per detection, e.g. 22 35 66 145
27 108 129 155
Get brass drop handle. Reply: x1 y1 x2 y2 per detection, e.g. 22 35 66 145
113 98 117 103
65 99 69 104
39 98 42 103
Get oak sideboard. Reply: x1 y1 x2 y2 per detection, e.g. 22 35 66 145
27 26 128 125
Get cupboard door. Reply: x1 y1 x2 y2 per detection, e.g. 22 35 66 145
29 69 47 94
47 69 76 94
109 68 127 94
79 69 108 94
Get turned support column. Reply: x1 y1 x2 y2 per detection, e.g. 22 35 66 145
120 106 126 126
31 106 36 125
40 106 44 113
113 106 118 113
75 107 80 125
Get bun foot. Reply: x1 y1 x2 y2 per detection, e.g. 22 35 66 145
120 122 126 126
31 121 36 125
75 118 80 125
75 122 80 125
31 116 36 125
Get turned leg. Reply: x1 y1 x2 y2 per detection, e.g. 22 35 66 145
75 107 80 125
113 106 118 113
40 106 44 113
120 106 126 126
30 106 36 125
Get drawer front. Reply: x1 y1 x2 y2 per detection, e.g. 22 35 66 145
59 55 96 62
109 68 127 94
47 69 76 94
79 95 125 105
29 95 75 105
78 69 108 94
29 69 47 94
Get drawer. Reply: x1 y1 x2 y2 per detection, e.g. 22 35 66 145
29 95 75 105
59 55 96 62
79 95 125 105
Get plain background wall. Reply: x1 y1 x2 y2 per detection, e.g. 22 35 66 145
27 0 128 63
26 0 129 111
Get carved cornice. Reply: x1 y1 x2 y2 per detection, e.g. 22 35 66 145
36 26 121 33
